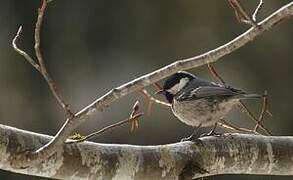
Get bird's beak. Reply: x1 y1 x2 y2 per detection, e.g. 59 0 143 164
155 89 165 95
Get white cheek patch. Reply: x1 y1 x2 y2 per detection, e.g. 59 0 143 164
167 84 179 94
167 77 189 94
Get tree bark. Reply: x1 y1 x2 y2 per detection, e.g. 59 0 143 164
1 124 293 180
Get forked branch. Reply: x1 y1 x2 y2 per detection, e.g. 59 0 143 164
12 0 73 117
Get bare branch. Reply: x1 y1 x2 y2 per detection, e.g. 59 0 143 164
140 89 170 115
34 0 46 68
219 119 260 135
12 0 73 117
66 112 143 144
129 100 142 131
254 90 269 132
12 26 41 72
252 0 264 22
140 83 169 115
3 124 293 179
237 101 272 135
33 0 73 117
207 63 226 84
67 101 144 144
228 0 257 26
153 82 163 90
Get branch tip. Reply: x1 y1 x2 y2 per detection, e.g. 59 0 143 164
252 0 264 22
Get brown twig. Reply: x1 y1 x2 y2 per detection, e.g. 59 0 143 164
141 89 171 107
12 0 73 118
228 0 257 26
207 63 226 84
254 90 269 132
140 89 171 115
252 0 264 22
144 82 168 115
34 0 46 68
130 101 140 132
66 113 143 144
237 101 272 135
66 101 143 144
219 119 260 135
34 0 73 117
153 82 163 91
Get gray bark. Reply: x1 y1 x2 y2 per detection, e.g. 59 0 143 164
1 124 293 180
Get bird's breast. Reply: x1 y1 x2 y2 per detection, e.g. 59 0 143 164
171 98 239 127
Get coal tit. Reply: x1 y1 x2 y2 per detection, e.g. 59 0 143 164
157 71 260 136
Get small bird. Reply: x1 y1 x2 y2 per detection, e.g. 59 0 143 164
157 71 260 139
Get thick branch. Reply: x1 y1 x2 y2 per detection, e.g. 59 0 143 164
2 124 293 179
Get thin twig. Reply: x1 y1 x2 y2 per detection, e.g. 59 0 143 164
66 113 143 144
141 89 171 107
207 63 226 84
140 89 171 115
130 101 140 132
12 0 73 118
34 0 46 69
12 26 41 72
266 109 273 117
153 82 162 91
228 0 257 26
141 83 167 115
237 101 272 135
219 119 260 135
141 90 154 116
34 0 73 117
254 90 269 132
252 0 264 22
67 101 143 144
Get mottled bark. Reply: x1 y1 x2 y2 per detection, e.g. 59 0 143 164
1 124 293 180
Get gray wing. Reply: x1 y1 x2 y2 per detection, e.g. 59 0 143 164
177 85 245 101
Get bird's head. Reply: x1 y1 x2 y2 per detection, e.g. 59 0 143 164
156 71 195 103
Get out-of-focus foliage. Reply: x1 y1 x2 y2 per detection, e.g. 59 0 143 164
0 0 292 179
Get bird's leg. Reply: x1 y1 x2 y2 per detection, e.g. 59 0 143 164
200 123 222 137
180 124 202 142
207 123 218 135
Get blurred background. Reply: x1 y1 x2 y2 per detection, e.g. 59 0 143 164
1 0 292 179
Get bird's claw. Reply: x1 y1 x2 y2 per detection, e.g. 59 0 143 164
180 134 198 142
200 131 222 137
